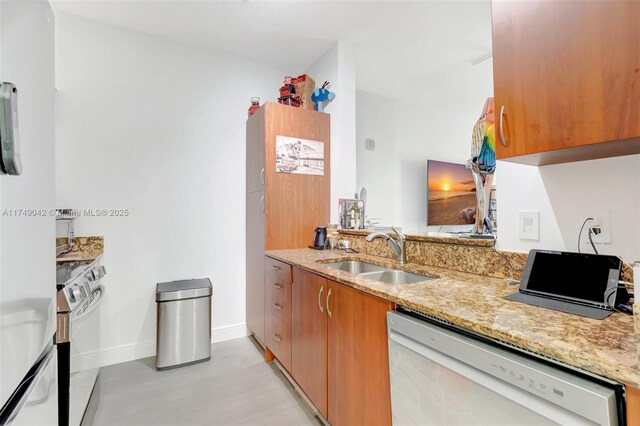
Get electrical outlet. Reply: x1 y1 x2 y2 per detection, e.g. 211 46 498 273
585 211 611 244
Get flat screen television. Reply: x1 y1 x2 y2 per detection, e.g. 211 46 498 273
427 160 477 226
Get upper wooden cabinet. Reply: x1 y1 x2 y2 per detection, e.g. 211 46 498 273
249 102 331 250
492 0 640 165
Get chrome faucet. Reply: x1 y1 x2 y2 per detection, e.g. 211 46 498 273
365 226 406 264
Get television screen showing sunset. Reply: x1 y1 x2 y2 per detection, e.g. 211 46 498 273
427 160 477 226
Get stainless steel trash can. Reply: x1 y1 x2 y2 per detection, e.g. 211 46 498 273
155 278 212 370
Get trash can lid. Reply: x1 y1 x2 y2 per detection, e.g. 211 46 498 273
156 278 212 302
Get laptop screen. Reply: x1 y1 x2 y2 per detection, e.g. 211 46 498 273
522 251 622 305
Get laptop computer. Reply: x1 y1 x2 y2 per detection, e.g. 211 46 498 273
504 249 626 319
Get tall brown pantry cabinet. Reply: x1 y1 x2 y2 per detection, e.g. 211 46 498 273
245 102 330 344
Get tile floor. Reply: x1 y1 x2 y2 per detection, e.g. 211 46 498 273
90 337 321 425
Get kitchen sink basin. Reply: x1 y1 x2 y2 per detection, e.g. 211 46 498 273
360 270 435 285
324 261 435 284
325 261 387 274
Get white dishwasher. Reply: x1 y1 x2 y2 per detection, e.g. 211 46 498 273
387 309 623 426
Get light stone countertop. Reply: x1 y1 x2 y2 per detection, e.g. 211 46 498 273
266 248 640 388
338 228 496 247
56 236 104 263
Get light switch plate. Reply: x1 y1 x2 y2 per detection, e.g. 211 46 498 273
518 211 539 240
365 138 375 151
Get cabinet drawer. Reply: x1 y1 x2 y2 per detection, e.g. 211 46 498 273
266 314 292 372
265 257 292 284
267 276 291 325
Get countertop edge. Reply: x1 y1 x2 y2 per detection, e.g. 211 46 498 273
337 229 497 247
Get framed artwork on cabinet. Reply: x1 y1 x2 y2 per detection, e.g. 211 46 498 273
275 135 324 176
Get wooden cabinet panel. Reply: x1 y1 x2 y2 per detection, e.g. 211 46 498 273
265 313 292 373
246 107 265 194
246 103 329 347
291 267 328 418
265 272 291 325
327 281 393 426
492 0 640 165
245 192 265 343
264 256 292 284
264 258 293 371
627 386 640 426
263 103 330 250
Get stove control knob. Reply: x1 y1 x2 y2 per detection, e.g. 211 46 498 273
71 285 82 301
97 266 106 277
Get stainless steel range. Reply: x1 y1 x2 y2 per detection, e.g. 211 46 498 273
56 259 106 426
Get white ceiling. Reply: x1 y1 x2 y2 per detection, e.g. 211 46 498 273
52 1 493 97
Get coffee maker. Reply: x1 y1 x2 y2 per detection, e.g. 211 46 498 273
309 226 327 250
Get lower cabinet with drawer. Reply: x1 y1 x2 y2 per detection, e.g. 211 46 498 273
263 257 394 425
265 312 292 371
264 257 293 372
291 265 394 426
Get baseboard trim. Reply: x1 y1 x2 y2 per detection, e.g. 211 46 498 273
71 322 249 369
212 322 248 343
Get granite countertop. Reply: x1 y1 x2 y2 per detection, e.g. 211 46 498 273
266 248 640 388
56 251 102 262
56 236 104 263
338 229 495 247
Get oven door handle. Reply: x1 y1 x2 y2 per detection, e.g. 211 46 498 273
72 286 103 321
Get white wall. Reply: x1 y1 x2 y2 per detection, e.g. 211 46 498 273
497 156 640 261
55 13 285 365
356 59 640 261
306 41 357 223
356 58 494 232
356 91 399 225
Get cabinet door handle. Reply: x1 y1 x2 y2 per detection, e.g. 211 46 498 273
326 288 332 318
499 105 507 147
260 168 265 185
318 285 324 313
272 303 282 311
271 265 281 271
273 282 283 289
260 195 265 213
272 333 282 342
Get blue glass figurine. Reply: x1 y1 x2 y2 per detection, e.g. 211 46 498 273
311 81 335 112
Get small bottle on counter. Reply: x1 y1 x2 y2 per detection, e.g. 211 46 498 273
349 194 362 230
248 97 261 117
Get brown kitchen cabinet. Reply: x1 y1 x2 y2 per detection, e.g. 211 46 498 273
290 266 394 426
245 103 330 344
291 267 328 418
326 279 394 426
264 258 293 372
492 0 640 165
246 191 265 342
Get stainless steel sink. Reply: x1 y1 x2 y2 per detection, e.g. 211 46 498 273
361 269 434 284
325 261 387 274
324 261 435 284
